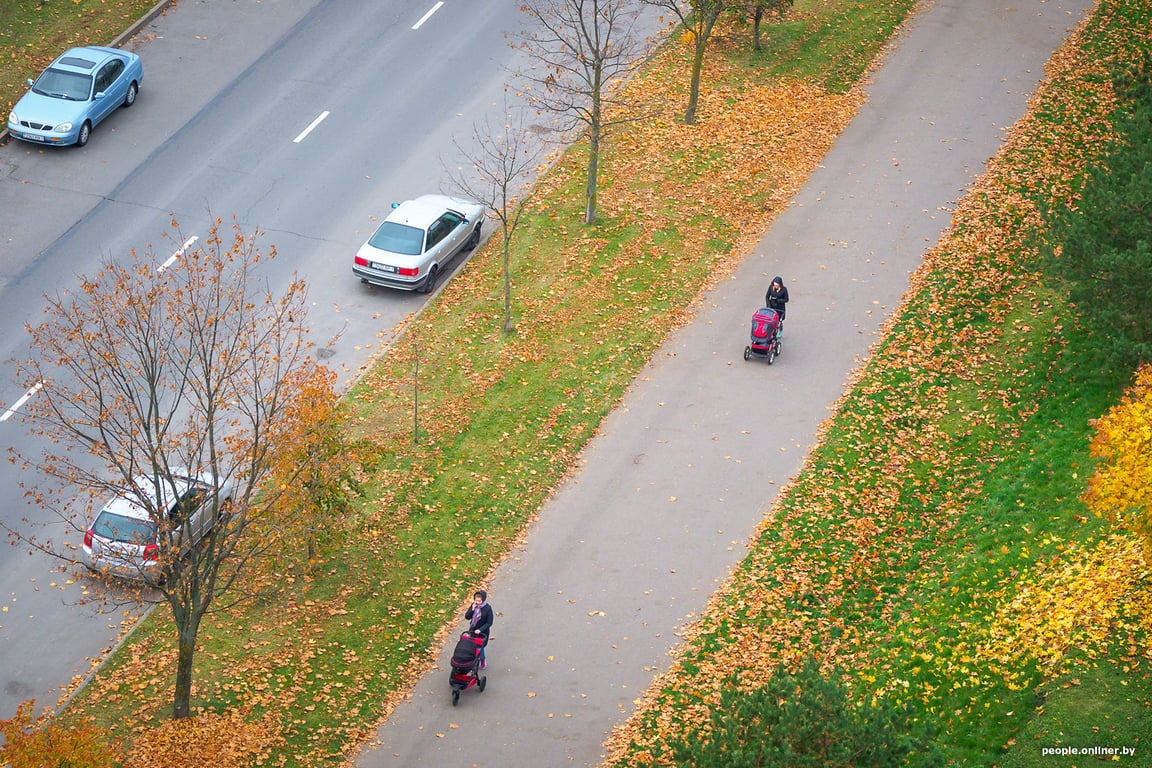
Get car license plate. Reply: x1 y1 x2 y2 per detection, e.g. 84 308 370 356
24 133 46 142
373 262 397 273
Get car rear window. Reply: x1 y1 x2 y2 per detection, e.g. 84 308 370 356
368 222 424 256
92 511 157 545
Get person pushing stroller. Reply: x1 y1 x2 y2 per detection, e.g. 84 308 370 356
465 589 493 669
765 276 789 334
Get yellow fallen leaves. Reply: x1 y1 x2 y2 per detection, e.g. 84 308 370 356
1084 363 1152 556
978 533 1150 669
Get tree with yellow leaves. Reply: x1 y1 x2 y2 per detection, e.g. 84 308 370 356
1084 363 1152 558
262 364 360 570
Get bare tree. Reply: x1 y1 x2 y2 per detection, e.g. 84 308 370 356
643 0 726 124
745 0 792 52
13 219 332 719
519 0 649 224
446 104 547 332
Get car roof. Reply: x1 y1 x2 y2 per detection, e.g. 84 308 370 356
50 46 119 75
95 470 207 522
386 194 470 230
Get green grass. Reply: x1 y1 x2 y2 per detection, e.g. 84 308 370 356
998 657 1152 767
728 0 916 91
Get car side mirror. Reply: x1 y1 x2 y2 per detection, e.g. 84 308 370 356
93 91 106 100
391 203 400 209
27 78 34 87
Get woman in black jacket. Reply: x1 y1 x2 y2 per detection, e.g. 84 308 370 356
465 589 494 668
765 276 789 326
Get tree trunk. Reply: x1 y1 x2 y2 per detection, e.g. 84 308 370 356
503 232 514 332
171 598 204 719
586 84 601 224
685 39 706 125
752 6 763 52
685 4 724 125
585 131 599 224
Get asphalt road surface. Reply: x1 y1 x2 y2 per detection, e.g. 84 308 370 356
353 1 1096 766
0 0 578 721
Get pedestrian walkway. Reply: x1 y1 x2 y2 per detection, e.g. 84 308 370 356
354 2 1096 765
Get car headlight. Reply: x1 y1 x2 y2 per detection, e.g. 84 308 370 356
55 122 73 132
7 111 17 126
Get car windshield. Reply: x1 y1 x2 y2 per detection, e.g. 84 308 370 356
92 511 156 546
31 68 92 101
368 222 424 256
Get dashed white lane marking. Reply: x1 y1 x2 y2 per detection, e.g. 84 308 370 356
158 235 199 273
412 2 444 30
1 381 43 422
293 110 330 144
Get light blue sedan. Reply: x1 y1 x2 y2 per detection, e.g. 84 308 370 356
7 46 143 147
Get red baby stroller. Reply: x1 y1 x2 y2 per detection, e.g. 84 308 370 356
744 307 782 364
449 631 487 705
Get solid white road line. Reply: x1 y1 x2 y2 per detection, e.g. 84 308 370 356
1 381 43 422
158 235 199 273
293 110 330 144
412 1 444 30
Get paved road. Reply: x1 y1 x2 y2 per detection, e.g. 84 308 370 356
0 0 552 721
354 1 1095 766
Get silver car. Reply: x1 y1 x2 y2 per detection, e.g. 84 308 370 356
353 194 485 293
81 470 232 583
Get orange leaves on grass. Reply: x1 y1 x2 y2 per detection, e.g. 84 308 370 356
125 708 282 768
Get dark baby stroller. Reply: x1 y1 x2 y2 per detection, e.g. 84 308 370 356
744 307 782 364
449 631 487 705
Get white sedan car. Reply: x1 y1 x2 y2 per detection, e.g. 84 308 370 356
353 194 485 293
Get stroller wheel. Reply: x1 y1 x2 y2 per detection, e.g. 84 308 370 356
479 676 487 692
767 344 776 365
743 346 751 361
452 689 460 706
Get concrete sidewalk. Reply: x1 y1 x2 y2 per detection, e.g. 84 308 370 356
354 1 1095 766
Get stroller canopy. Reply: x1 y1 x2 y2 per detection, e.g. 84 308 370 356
452 634 482 668
751 307 780 340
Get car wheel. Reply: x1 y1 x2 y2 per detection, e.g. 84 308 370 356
466 223 482 250
123 81 138 108
75 121 91 147
421 265 440 294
